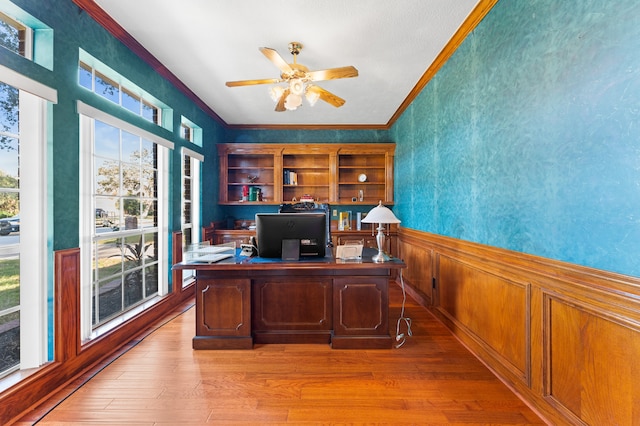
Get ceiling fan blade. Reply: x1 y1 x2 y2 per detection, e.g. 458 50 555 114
260 47 293 74
226 78 281 87
307 85 346 108
275 88 290 112
307 66 358 82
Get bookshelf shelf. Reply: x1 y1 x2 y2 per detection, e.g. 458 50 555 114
217 143 394 206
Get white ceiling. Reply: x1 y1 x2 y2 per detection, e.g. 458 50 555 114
92 0 481 128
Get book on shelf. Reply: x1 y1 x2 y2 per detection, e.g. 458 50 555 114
283 169 298 185
338 211 352 230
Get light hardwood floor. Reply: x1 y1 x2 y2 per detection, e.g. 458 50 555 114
16 283 546 425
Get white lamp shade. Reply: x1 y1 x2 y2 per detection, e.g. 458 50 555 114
305 89 320 106
270 86 284 102
284 93 302 110
361 201 400 224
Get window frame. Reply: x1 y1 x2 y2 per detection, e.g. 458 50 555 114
18 90 48 369
0 64 57 377
181 147 202 287
77 101 172 342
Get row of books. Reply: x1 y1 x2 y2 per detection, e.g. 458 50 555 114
283 169 298 185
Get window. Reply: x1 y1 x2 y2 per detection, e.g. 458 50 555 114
91 121 159 325
78 52 168 128
79 61 161 125
0 81 20 377
180 116 202 147
180 123 191 142
0 6 53 70
0 11 29 58
0 65 56 378
78 101 172 340
181 148 202 287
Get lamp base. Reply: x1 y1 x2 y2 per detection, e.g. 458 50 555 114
371 224 392 263
371 250 392 263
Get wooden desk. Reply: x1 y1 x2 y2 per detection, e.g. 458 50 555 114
173 249 405 349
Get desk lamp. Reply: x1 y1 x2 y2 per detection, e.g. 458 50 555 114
361 201 400 262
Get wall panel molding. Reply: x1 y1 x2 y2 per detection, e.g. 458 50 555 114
543 291 640 425
397 227 640 425
397 235 434 306
436 253 531 385
54 248 80 361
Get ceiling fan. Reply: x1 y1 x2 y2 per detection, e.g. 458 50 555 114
225 42 358 112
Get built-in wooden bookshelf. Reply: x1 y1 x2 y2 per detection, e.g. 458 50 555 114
338 151 387 204
282 145 334 204
217 143 395 205
217 144 281 204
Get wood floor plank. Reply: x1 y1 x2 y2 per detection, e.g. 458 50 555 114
21 282 546 425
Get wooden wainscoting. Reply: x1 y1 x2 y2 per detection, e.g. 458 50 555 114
394 229 434 307
55 248 81 361
397 227 640 426
437 254 531 385
544 291 640 424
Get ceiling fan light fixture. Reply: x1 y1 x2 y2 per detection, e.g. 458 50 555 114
227 41 357 112
305 87 320 106
284 93 302 110
289 79 304 96
270 85 284 102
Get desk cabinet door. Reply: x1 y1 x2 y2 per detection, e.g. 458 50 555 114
333 277 389 336
252 278 333 331
196 279 251 337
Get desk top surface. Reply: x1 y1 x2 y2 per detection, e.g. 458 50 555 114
173 247 405 271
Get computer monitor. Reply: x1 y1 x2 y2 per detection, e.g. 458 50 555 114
256 213 327 259
278 202 332 248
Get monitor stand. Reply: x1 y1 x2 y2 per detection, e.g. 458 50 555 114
281 239 300 261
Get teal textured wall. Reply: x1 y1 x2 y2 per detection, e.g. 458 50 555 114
5 0 640 279
392 0 640 277
225 128 391 144
1 0 225 250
